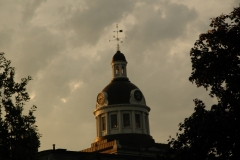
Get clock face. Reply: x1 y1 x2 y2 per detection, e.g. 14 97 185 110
134 90 142 101
97 93 105 105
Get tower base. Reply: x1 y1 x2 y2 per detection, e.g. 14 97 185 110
81 134 169 158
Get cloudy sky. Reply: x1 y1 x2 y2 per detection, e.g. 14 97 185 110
0 0 238 151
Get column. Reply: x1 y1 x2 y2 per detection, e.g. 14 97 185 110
118 110 122 133
112 65 115 79
97 115 101 137
96 116 98 137
132 110 135 133
147 114 150 135
142 112 146 134
106 112 109 135
125 63 127 77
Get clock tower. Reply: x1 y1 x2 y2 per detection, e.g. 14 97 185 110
94 50 151 140
81 50 168 157
81 25 168 157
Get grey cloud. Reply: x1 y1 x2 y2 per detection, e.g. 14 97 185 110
60 0 136 46
0 28 13 48
30 48 111 118
14 26 66 77
21 0 47 23
125 1 197 61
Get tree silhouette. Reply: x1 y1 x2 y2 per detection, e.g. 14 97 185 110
0 53 41 159
168 6 240 159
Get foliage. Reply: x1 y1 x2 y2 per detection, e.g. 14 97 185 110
168 6 240 160
0 53 41 159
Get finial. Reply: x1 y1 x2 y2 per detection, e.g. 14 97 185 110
109 24 126 51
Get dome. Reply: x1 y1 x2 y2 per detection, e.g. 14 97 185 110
112 51 127 62
102 78 139 105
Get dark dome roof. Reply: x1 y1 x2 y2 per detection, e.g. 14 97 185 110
102 78 139 105
112 51 127 62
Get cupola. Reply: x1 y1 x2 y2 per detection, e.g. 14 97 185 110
111 51 127 79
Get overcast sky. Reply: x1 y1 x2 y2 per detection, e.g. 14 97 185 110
0 0 239 151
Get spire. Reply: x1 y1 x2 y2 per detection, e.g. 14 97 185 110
109 24 126 51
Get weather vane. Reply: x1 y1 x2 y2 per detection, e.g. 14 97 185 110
109 24 126 51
